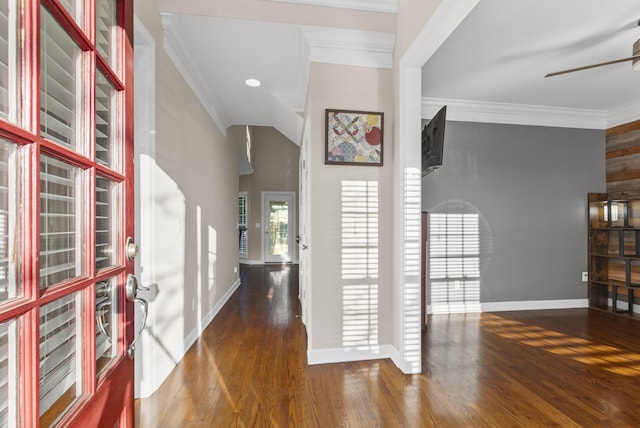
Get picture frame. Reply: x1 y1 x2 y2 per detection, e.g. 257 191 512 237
325 109 384 166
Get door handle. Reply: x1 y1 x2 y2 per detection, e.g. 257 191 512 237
125 274 149 359
296 235 301 244
127 297 148 359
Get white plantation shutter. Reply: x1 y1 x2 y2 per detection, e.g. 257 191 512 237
39 293 80 415
40 154 83 290
238 192 248 256
40 6 83 151
0 1 10 119
95 70 118 168
96 176 118 270
96 0 118 70
0 140 17 303
0 320 17 426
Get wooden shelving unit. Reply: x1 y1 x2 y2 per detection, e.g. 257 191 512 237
588 193 640 315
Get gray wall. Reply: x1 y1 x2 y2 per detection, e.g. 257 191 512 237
422 121 606 304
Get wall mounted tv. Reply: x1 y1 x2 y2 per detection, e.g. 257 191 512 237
422 105 447 177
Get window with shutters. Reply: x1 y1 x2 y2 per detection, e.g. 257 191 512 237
238 192 248 257
429 213 481 314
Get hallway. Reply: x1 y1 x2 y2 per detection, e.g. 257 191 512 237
136 265 640 427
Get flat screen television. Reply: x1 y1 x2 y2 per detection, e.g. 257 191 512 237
422 105 446 177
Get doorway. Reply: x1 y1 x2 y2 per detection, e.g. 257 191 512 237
262 192 296 263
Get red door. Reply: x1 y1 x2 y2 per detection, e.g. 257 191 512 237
0 0 135 426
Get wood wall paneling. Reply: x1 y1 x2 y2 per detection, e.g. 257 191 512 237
606 120 640 198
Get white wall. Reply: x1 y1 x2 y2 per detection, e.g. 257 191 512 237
134 1 241 398
304 62 395 364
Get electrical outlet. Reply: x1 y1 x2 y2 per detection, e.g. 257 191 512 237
581 272 588 282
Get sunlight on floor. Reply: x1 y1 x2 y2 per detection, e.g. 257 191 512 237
483 314 640 376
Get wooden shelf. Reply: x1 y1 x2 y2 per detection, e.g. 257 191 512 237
588 193 640 317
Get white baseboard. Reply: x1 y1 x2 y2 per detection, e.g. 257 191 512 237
307 344 395 365
183 278 242 355
427 299 589 314
307 345 422 374
481 299 588 312
239 259 264 265
240 259 300 265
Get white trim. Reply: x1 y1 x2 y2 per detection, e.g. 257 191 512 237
607 99 640 129
160 13 228 135
307 344 396 365
267 0 397 13
183 279 242 353
394 0 480 376
133 15 157 399
239 259 266 265
426 299 589 314
422 97 608 129
301 26 395 69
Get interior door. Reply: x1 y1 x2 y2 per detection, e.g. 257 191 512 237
263 192 295 263
298 122 311 326
0 0 136 426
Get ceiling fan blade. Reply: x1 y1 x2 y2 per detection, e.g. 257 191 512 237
545 55 640 77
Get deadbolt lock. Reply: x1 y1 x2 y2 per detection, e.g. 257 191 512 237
125 237 138 261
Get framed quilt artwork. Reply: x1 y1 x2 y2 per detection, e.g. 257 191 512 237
325 109 383 166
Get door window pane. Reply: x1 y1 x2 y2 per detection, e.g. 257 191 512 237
40 154 84 290
95 70 119 169
0 139 19 302
39 293 82 426
40 6 85 153
0 319 19 427
96 176 119 270
96 0 119 73
269 201 289 258
0 0 19 124
57 0 85 31
96 278 118 375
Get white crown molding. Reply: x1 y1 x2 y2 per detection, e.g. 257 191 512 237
422 97 608 129
607 99 640 129
267 0 397 14
302 26 395 69
160 13 229 135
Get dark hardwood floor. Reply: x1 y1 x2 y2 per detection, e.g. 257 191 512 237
136 265 640 427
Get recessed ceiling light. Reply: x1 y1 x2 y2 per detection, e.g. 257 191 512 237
245 78 261 88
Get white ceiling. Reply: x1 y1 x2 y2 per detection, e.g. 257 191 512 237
422 0 640 128
158 0 640 143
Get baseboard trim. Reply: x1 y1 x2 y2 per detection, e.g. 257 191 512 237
427 299 589 314
239 259 264 265
307 344 395 365
481 299 588 312
183 278 242 354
